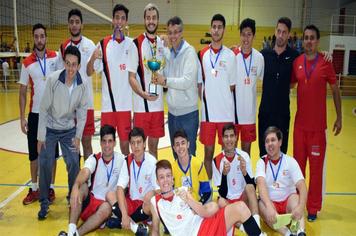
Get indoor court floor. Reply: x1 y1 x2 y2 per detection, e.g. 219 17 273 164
0 90 355 235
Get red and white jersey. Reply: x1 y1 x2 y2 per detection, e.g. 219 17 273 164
151 194 203 236
18 50 60 113
58 36 96 108
127 33 167 112
84 151 125 200
93 35 134 112
117 152 159 200
212 148 253 200
198 45 236 122
255 153 304 202
234 47 264 124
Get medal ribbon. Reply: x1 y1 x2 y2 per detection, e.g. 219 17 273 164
269 154 283 184
133 154 145 185
304 53 319 81
209 45 223 71
35 49 46 78
104 156 115 186
242 51 252 77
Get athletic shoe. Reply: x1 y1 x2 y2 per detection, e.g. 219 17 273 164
38 199 49 220
49 188 56 203
135 223 149 236
307 214 317 222
58 231 67 236
22 188 39 205
297 232 307 236
106 217 122 229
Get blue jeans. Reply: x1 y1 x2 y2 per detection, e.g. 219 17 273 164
39 127 79 201
168 110 199 157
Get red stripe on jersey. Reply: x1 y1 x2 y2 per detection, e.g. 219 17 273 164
136 34 147 92
90 152 102 192
60 39 71 60
22 53 37 68
29 76 34 112
126 154 135 197
46 49 57 59
213 152 225 173
232 47 240 56
198 46 210 121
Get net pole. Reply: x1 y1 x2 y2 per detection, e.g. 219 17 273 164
13 0 19 55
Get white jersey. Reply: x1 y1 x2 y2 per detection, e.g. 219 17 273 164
234 47 264 124
18 50 60 113
212 148 253 200
198 45 236 122
151 194 203 236
58 36 96 108
255 153 304 202
117 152 159 200
84 151 125 200
93 35 134 112
127 33 167 113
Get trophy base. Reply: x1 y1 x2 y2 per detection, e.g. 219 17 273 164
148 83 158 96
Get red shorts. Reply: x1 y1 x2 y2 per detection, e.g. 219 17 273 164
235 124 256 142
80 194 104 221
126 196 143 216
133 111 164 138
226 192 245 204
199 122 231 146
101 111 131 141
272 197 289 214
198 207 226 236
83 109 95 136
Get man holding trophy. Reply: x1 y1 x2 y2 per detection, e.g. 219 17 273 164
128 3 168 158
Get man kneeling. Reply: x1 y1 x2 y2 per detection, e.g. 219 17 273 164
151 159 265 236
58 125 125 236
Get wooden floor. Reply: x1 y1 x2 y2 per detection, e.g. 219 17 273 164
0 90 355 236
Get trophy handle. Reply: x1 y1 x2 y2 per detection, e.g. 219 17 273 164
143 57 150 70
158 57 166 73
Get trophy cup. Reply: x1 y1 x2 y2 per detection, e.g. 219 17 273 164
144 41 165 96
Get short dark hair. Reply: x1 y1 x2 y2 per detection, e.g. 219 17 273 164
64 45 81 64
100 124 116 141
173 129 188 142
240 18 256 35
211 14 226 28
32 23 46 36
303 24 320 40
156 159 172 177
129 127 146 142
222 123 236 136
144 3 159 19
277 17 292 32
68 9 82 23
264 126 283 142
113 4 129 19
167 16 183 31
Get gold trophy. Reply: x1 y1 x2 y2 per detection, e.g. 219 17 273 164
143 41 165 96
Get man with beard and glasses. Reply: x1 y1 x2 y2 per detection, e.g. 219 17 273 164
87 4 135 156
127 3 168 159
198 14 236 179
19 23 60 205
58 9 96 160
291 24 342 222
234 18 264 157
258 17 299 158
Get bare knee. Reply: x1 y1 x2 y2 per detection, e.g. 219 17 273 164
97 202 112 220
105 191 117 204
218 197 228 208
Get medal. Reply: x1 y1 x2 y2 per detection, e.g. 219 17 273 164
209 45 222 77
36 50 46 80
242 51 252 82
42 76 46 81
304 53 319 83
273 182 279 188
104 156 114 188
269 154 283 189
211 68 216 75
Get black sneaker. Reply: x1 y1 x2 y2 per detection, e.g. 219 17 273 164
106 217 122 229
135 223 148 236
307 214 317 222
58 231 67 236
38 199 49 220
298 232 307 236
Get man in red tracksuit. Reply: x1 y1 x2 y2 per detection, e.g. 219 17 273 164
291 24 342 222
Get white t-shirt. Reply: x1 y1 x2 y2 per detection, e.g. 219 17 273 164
93 35 135 112
234 47 264 124
127 33 167 113
151 194 203 236
255 153 304 202
2 61 10 76
212 148 253 200
84 151 125 200
18 50 60 113
117 152 159 200
198 45 236 122
58 35 96 109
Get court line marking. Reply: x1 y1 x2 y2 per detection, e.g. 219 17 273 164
0 180 30 209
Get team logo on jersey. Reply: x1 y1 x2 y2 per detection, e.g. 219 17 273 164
232 178 236 186
119 64 126 71
219 60 227 68
158 47 163 54
251 66 257 76
125 50 129 55
299 65 303 70
139 187 143 193
49 62 56 70
176 214 182 220
283 170 289 176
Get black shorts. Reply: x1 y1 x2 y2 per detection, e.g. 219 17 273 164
27 112 59 161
